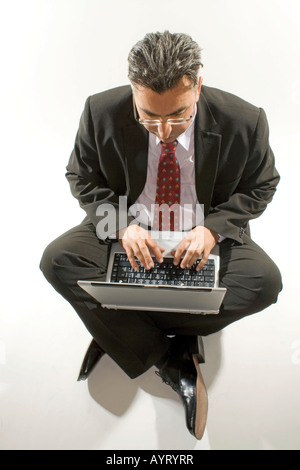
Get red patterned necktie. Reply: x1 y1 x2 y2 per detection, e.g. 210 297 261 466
154 140 181 231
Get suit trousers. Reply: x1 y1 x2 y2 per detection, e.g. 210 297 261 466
40 221 282 378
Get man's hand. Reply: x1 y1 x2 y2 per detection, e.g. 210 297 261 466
172 226 219 271
118 225 165 271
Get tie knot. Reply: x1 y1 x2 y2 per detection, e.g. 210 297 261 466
161 140 178 153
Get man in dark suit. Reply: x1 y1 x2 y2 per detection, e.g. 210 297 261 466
40 31 282 439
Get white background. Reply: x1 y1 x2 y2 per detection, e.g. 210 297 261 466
0 0 300 450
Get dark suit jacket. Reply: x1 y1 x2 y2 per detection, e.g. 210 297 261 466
66 85 279 244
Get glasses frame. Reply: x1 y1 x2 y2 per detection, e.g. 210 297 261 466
133 97 195 127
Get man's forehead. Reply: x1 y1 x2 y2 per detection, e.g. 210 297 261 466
133 78 196 115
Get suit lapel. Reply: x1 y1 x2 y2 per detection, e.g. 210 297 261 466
194 92 222 217
122 114 149 204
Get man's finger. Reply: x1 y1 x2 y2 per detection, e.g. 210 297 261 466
173 239 190 266
147 237 164 263
196 250 210 271
180 251 200 269
124 246 139 271
136 240 154 269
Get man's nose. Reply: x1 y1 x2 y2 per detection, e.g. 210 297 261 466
157 121 172 140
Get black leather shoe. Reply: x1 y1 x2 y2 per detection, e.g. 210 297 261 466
156 335 208 440
77 339 106 381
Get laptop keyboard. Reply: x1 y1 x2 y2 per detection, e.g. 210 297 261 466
110 253 215 287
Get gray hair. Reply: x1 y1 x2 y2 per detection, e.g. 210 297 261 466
128 31 203 93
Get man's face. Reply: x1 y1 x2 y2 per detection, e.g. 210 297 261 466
133 75 202 143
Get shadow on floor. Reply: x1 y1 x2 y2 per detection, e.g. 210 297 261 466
87 332 223 447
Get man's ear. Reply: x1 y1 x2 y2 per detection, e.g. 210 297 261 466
196 76 203 102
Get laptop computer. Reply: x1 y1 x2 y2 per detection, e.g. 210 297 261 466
78 233 227 315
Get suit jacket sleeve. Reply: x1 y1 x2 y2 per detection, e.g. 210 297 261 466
204 108 280 243
65 96 134 239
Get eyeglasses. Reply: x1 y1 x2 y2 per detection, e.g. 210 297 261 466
133 99 195 127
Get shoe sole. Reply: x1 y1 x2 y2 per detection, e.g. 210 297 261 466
193 354 208 440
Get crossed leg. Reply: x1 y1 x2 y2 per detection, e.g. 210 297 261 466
40 222 282 378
